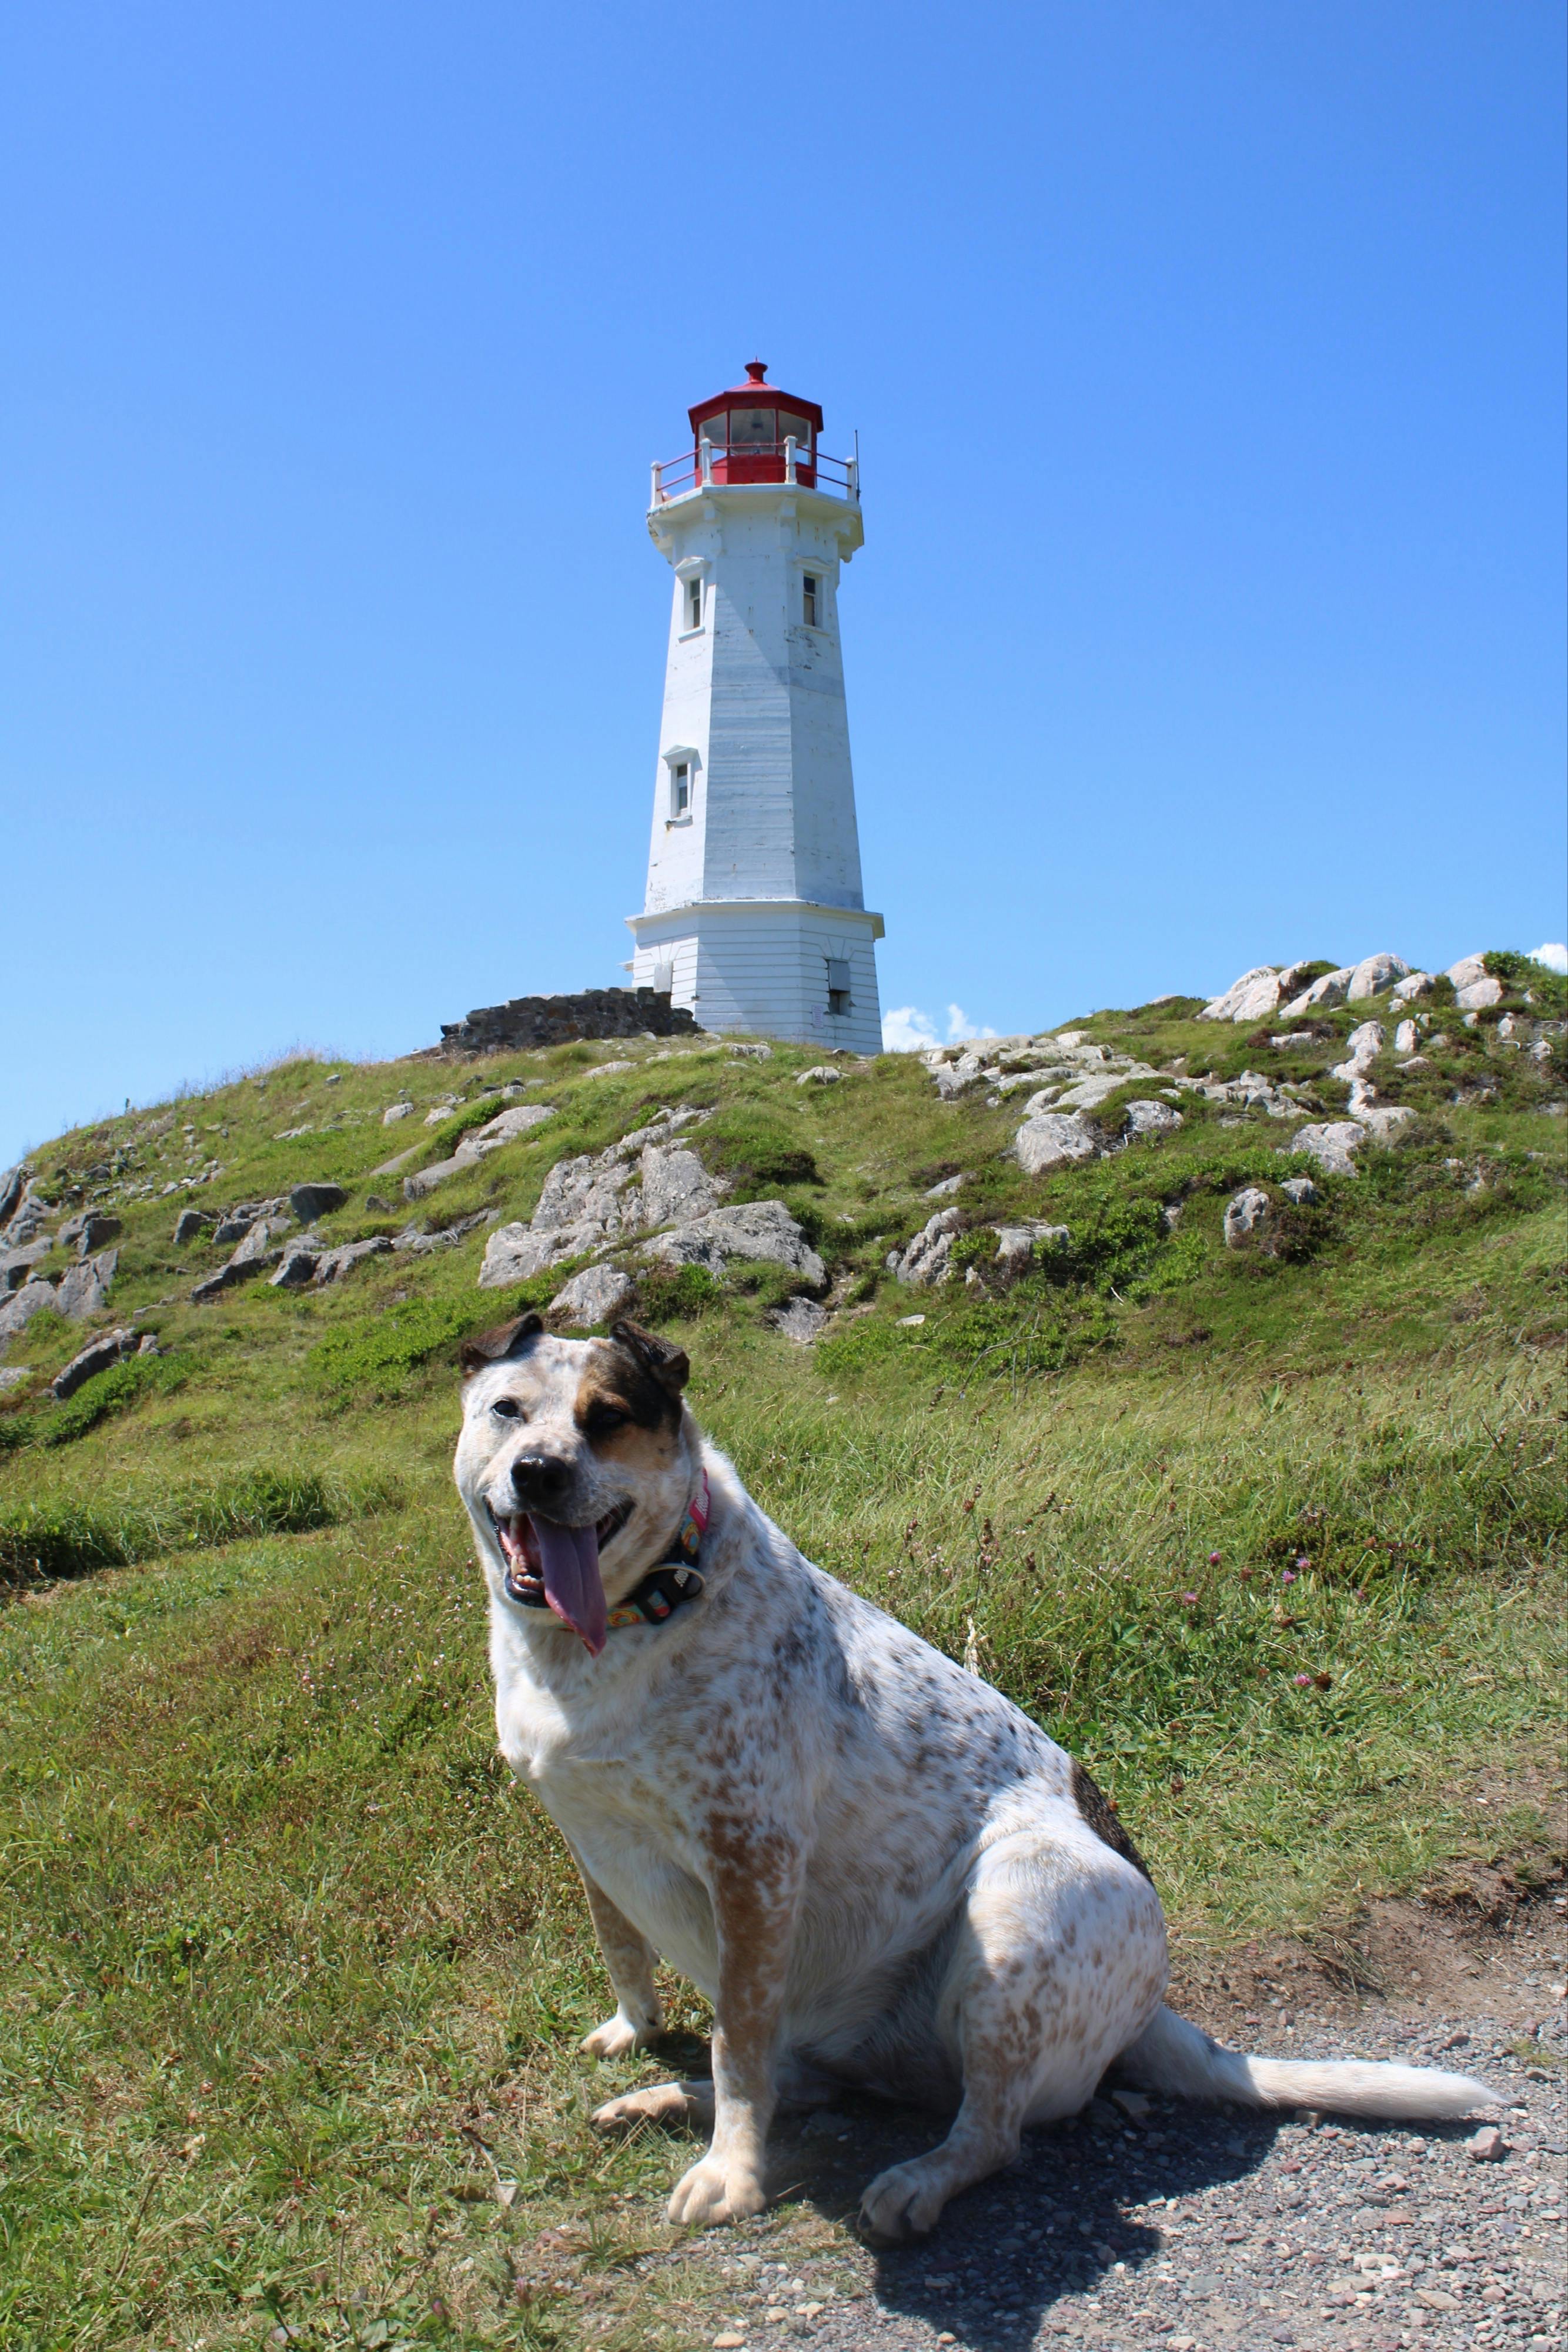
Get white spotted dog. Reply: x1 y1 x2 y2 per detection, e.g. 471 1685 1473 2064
453 1314 1499 2241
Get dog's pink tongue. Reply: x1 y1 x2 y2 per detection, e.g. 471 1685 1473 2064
529 1515 607 1656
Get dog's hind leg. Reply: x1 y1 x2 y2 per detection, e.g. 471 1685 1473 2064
569 1845 666 2059
858 1836 1165 2242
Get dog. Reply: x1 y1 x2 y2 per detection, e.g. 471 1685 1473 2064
453 1312 1497 2239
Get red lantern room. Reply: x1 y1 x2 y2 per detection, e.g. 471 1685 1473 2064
687 359 823 487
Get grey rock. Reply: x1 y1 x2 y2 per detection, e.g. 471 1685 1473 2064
991 1221 1068 1273
0 1164 28 1226
0 1278 58 1351
392 1209 499 1256
269 1244 320 1289
1223 1187 1272 1246
550 1263 636 1328
381 1100 414 1125
1389 969 1435 1003
1 1241 54 1292
1456 974 1504 1011
55 1250 118 1319
458 1103 556 1156
173 1208 214 1245
640 1145 724 1230
1014 1111 1099 1176
402 1154 472 1201
726 1041 773 1060
887 1207 965 1288
1358 1103 1416 1140
423 1097 462 1125
2 1187 52 1247
230 1218 281 1267
478 1223 560 1288
289 1182 349 1222
795 1064 842 1086
1053 1065 1158 1111
0 1366 31 1392
643 1200 825 1287
1282 1121 1368 1177
51 1327 139 1401
1446 952 1489 990
1122 1098 1183 1138
213 1201 287 1247
925 1172 966 1197
771 1297 827 1345
1393 1018 1419 1054
1280 965 1355 1019
1280 1176 1318 1204
313 1236 394 1285
58 1211 122 1255
1198 965 1286 1024
577 1060 634 1080
1346 951 1410 1002
1466 2124 1507 2162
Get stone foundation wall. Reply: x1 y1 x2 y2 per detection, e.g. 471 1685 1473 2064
440 988 702 1055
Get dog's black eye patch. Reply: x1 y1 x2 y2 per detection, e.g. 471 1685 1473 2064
490 1396 526 1421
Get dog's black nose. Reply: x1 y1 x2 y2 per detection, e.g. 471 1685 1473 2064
510 1451 571 1506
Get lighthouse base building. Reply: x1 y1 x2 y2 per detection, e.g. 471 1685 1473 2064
627 363 883 1055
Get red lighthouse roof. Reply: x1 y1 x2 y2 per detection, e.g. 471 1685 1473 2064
688 359 824 439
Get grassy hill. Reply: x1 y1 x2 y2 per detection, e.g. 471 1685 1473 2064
2 961 1564 2349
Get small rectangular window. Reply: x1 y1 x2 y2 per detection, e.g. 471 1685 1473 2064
803 573 819 627
686 577 703 630
671 762 690 818
825 956 851 1016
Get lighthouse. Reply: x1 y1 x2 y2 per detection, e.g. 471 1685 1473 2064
626 362 884 1053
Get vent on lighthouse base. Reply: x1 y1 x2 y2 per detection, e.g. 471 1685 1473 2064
825 958 853 1017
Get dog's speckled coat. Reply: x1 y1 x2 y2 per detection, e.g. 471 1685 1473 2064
454 1319 1497 2239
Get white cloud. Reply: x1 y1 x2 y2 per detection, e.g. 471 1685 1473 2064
881 1004 940 1053
1529 941 1567 975
946 1003 998 1043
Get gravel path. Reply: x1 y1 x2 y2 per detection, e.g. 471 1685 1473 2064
678 1983 1564 2352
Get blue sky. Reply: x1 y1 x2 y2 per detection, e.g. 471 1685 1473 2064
2 2 1563 1161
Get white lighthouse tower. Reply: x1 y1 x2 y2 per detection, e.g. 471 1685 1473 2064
627 362 884 1053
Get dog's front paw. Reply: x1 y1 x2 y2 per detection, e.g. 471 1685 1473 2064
858 2158 948 2243
667 2154 766 2228
580 2007 660 2061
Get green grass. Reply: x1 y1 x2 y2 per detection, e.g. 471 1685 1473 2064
0 994 1563 2347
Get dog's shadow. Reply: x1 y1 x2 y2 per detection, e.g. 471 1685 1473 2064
765 2087 1279 2348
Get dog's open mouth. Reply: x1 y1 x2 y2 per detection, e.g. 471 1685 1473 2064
487 1500 633 1655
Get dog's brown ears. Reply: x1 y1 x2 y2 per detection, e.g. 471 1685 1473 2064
459 1311 544 1376
608 1319 690 1405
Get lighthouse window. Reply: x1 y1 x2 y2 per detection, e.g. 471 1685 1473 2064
685 577 703 630
825 956 852 1017
670 763 691 818
803 574 820 627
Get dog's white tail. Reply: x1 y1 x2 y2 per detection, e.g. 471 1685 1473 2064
1119 2004 1499 2120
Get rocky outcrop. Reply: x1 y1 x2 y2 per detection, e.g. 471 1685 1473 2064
1223 1187 1272 1246
795 1065 842 1087
1 1241 54 1293
55 1250 118 1320
887 1207 965 1287
0 1165 28 1228
51 1327 141 1401
402 1104 557 1200
58 1211 122 1257
1014 1112 1099 1176
550 1264 637 1328
1449 954 1504 1012
440 987 700 1056
1281 1121 1370 1177
643 1200 825 1288
289 1182 348 1222
0 1280 58 1352
478 1111 712 1288
1198 964 1313 1024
